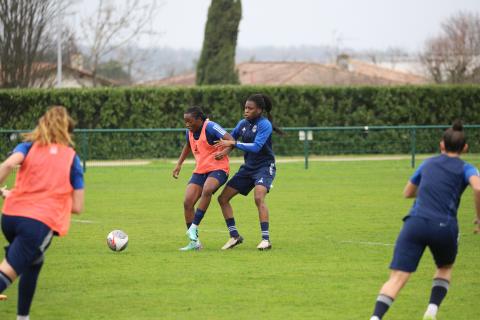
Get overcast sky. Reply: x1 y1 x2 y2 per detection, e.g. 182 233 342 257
74 0 480 52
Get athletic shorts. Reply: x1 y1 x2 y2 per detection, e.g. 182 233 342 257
188 170 228 191
390 216 458 273
226 164 276 196
1 215 54 274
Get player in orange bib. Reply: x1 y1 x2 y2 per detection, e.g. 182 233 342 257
173 106 234 251
0 106 84 319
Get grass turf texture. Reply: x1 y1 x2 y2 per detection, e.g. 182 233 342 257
1 156 479 319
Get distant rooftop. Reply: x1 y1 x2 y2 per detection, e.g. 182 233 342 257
140 59 428 87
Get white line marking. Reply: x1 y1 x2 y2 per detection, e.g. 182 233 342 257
87 160 150 167
71 219 97 224
199 229 229 234
171 155 432 165
340 240 394 247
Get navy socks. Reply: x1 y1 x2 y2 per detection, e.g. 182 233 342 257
192 209 206 226
260 222 269 240
372 294 394 319
225 218 240 238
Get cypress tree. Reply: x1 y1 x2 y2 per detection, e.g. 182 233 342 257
196 0 242 85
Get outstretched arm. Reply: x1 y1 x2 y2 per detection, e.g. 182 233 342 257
214 132 234 160
235 120 272 153
215 120 272 153
173 143 191 179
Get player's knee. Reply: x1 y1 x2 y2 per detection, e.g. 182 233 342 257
254 195 264 207
388 271 410 287
202 188 214 198
435 265 453 279
183 199 194 210
218 194 228 206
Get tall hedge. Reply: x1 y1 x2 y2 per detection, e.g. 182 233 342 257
1 85 479 159
196 0 242 85
2 86 479 129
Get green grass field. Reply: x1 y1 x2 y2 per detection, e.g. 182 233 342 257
1 157 479 319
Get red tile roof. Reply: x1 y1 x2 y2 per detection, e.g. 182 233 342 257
141 61 428 87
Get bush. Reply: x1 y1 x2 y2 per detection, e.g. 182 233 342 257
1 85 479 159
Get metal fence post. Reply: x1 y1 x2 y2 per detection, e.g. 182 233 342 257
81 131 88 172
410 128 416 168
304 136 309 169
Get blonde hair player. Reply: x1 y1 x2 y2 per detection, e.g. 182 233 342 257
0 106 85 320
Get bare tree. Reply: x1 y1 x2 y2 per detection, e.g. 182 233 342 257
80 0 161 86
420 11 480 83
0 0 69 88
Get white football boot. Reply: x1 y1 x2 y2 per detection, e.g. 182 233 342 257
256 239 272 250
221 236 244 250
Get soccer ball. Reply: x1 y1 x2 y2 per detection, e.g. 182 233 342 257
107 230 129 252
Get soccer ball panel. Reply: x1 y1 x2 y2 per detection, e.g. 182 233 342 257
107 230 128 252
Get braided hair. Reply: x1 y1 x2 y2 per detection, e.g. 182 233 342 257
246 94 283 135
185 106 207 121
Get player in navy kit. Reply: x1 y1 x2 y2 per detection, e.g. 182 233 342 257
215 94 282 250
369 121 480 320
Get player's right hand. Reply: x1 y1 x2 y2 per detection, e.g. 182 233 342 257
0 186 9 199
214 138 235 149
172 166 181 179
474 218 480 234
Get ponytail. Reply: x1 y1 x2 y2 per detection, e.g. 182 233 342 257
443 120 466 153
247 94 283 135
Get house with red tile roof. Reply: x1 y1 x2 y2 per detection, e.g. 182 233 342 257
140 59 428 87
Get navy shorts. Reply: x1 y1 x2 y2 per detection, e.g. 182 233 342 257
188 170 228 192
2 215 54 274
226 164 276 196
390 216 458 273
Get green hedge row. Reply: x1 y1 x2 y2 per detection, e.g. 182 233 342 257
1 85 479 159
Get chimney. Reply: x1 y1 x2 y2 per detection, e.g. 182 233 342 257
336 54 351 71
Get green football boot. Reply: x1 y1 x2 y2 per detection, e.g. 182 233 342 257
186 225 198 241
179 240 202 251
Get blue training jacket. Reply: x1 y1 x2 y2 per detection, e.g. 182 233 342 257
231 116 275 171
408 154 479 223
